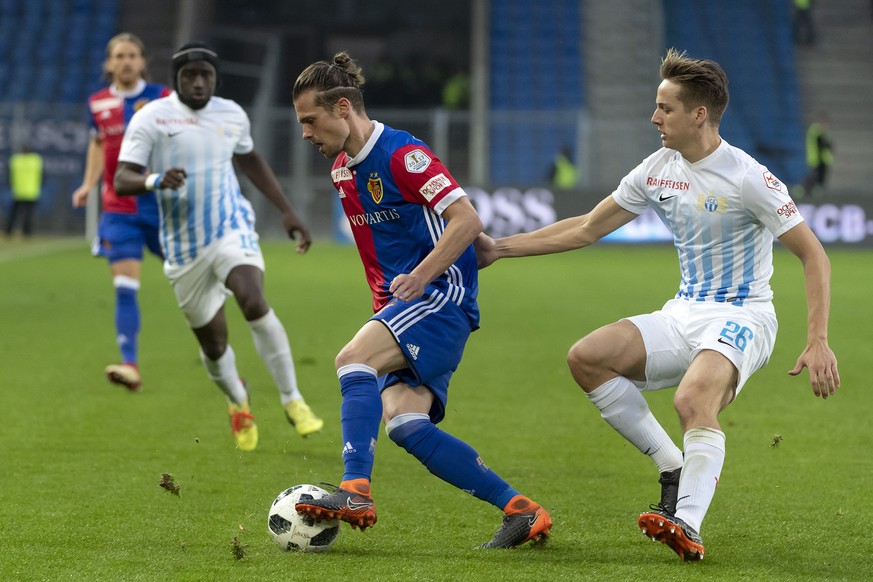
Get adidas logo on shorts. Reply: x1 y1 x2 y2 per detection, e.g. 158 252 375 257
406 343 420 360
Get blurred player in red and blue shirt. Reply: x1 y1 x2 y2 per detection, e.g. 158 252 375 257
72 33 170 391
290 51 552 549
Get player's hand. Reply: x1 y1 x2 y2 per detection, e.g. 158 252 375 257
788 338 840 399
473 233 499 269
160 167 187 189
71 185 91 208
282 210 312 254
390 273 425 302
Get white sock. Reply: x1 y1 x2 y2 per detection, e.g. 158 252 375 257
200 345 248 404
587 376 683 473
113 274 140 291
675 427 726 533
248 309 301 405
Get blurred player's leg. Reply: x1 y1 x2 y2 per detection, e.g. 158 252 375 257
247 308 323 436
105 273 142 390
284 399 323 436
227 388 258 452
199 345 257 450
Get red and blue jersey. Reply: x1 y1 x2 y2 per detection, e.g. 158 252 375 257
87 80 170 219
331 122 479 325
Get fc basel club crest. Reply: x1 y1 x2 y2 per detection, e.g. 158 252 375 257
367 173 383 204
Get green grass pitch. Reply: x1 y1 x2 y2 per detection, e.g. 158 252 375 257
1 239 870 581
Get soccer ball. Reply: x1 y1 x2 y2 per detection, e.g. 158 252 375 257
268 484 340 553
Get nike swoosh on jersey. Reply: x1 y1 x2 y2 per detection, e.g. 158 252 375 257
658 193 677 202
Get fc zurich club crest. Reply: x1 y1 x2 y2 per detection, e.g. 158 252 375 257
704 195 719 212
368 173 383 204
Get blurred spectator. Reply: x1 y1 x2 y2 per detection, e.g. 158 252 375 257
442 68 470 110
5 144 43 238
801 113 833 198
548 144 578 189
793 0 816 46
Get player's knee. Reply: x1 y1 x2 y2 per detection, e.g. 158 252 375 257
335 341 372 370
673 389 714 428
199 337 228 361
237 294 269 321
567 340 601 388
385 412 432 450
673 390 691 416
334 347 355 370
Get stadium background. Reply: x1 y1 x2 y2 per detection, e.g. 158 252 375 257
1 0 871 245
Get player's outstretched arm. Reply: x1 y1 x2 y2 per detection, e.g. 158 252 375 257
494 195 636 260
234 150 312 254
114 161 186 196
473 233 498 269
779 222 840 399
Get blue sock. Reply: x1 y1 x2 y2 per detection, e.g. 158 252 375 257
387 414 519 510
338 365 383 482
114 278 140 365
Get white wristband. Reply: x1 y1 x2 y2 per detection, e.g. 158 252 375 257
144 173 163 190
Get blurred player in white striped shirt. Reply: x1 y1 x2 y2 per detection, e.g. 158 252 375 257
114 43 323 451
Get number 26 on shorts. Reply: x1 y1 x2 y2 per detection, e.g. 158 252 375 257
718 321 753 352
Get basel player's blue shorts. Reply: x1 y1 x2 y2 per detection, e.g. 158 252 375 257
372 288 475 424
94 212 163 264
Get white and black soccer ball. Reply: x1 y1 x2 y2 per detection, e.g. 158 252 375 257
268 484 340 553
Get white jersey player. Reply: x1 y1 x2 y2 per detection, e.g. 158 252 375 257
475 48 839 562
114 43 324 451
120 90 257 268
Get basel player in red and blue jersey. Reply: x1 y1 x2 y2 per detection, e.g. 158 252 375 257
291 52 552 549
72 33 170 391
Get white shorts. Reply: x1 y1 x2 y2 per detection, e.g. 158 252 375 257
163 231 265 328
626 298 778 397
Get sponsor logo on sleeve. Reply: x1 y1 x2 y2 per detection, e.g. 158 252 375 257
331 167 353 183
763 171 782 191
419 173 452 202
776 201 798 220
404 149 431 173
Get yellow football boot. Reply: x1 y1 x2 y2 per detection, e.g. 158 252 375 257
284 399 324 437
228 399 258 451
